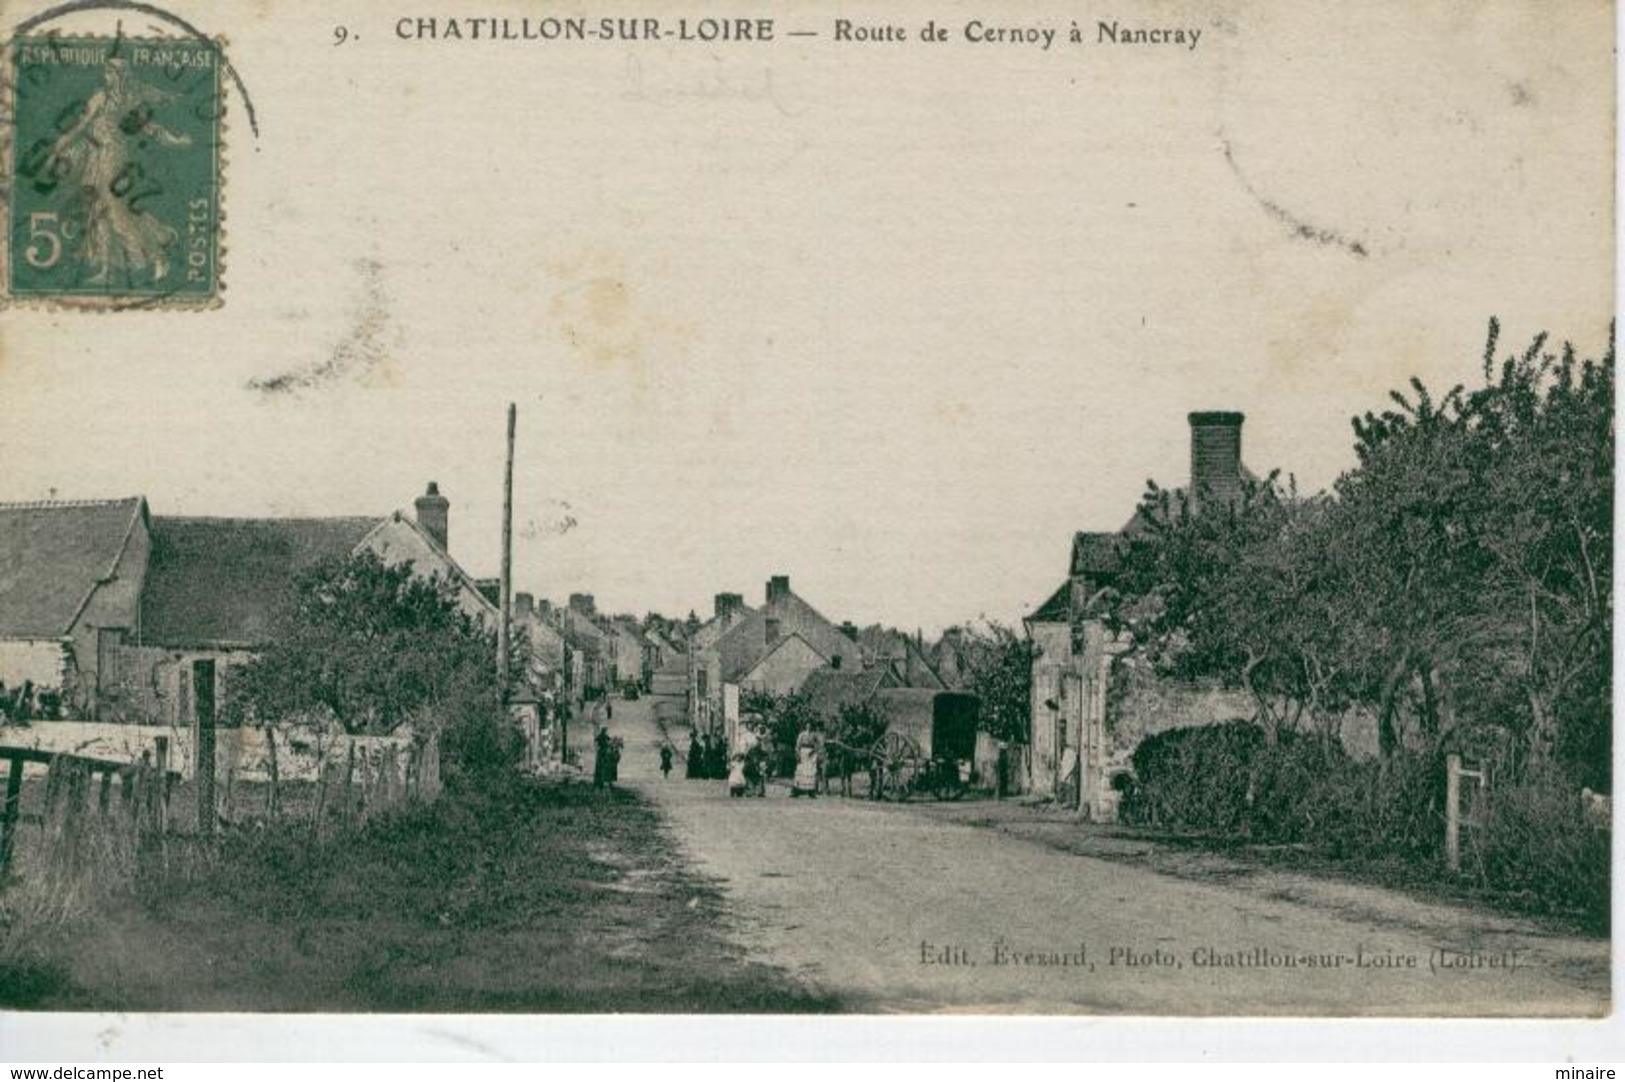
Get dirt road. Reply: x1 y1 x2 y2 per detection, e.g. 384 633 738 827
603 695 1608 1015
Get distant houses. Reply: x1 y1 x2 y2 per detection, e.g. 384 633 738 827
0 483 564 736
683 575 953 752
1 483 1016 792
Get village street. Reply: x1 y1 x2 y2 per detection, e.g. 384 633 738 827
595 695 1608 1016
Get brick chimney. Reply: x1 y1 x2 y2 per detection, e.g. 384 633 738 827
1188 412 1244 514
765 575 790 605
569 593 596 616
714 592 744 620
415 481 450 550
514 592 535 620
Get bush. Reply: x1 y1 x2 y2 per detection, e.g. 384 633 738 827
1121 722 1609 931
1469 781 1610 932
1120 720 1262 832
1123 720 1350 841
1247 736 1348 843
1310 752 1442 860
437 674 523 791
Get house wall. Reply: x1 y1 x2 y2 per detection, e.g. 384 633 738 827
974 730 1029 795
1027 619 1073 801
105 644 255 727
1105 663 1381 762
63 512 150 714
1107 669 1256 755
689 648 725 734
0 639 70 693
357 518 492 623
740 635 826 696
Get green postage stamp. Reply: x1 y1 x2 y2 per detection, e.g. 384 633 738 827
4 34 224 307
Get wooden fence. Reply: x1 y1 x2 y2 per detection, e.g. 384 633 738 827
0 731 441 877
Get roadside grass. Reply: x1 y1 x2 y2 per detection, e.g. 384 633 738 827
0 777 841 1012
922 797 1609 939
1133 829 1611 938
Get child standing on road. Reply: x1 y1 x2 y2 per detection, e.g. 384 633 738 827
659 744 674 779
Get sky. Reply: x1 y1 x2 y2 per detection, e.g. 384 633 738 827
1 0 1614 635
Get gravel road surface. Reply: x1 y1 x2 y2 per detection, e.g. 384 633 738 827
600 695 1607 1015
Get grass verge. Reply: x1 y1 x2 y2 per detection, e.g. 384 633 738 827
0 776 841 1012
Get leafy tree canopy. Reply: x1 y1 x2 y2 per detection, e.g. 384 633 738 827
226 549 511 737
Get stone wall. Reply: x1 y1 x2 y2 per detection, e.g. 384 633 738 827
0 718 431 785
1106 659 1383 767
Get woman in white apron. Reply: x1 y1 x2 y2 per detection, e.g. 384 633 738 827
791 726 821 798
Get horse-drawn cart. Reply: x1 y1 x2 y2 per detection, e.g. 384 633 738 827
861 689 979 802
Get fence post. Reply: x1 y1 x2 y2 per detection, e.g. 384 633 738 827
313 760 330 835
343 742 357 827
153 737 170 834
0 755 24 873
222 766 235 827
265 726 281 821
192 660 217 835
1445 752 1462 874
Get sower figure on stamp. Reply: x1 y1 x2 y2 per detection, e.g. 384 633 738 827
50 59 193 285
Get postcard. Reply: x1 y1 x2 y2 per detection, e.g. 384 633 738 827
0 0 1613 1035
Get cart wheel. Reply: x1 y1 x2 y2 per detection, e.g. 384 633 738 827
872 732 919 803
932 761 966 802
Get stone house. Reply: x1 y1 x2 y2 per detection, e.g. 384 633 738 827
685 591 755 734
691 576 859 745
558 595 611 699
0 483 526 732
1026 412 1257 819
853 625 949 690
0 497 151 718
510 592 570 692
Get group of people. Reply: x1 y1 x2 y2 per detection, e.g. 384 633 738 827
684 732 731 780
600 719 824 800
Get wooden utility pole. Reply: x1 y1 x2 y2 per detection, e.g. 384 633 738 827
497 403 516 694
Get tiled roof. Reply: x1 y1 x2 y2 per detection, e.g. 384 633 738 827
0 498 145 637
1027 580 1072 623
140 516 379 647
800 666 895 719
690 604 754 650
715 591 855 682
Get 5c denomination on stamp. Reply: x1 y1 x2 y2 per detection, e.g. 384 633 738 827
4 32 224 308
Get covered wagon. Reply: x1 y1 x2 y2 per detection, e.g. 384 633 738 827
867 688 980 801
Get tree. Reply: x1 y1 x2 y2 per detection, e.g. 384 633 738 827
957 622 1033 745
1106 319 1613 784
740 688 823 775
831 700 890 753
1111 476 1357 747
226 550 523 779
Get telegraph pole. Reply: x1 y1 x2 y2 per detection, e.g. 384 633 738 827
497 403 516 694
